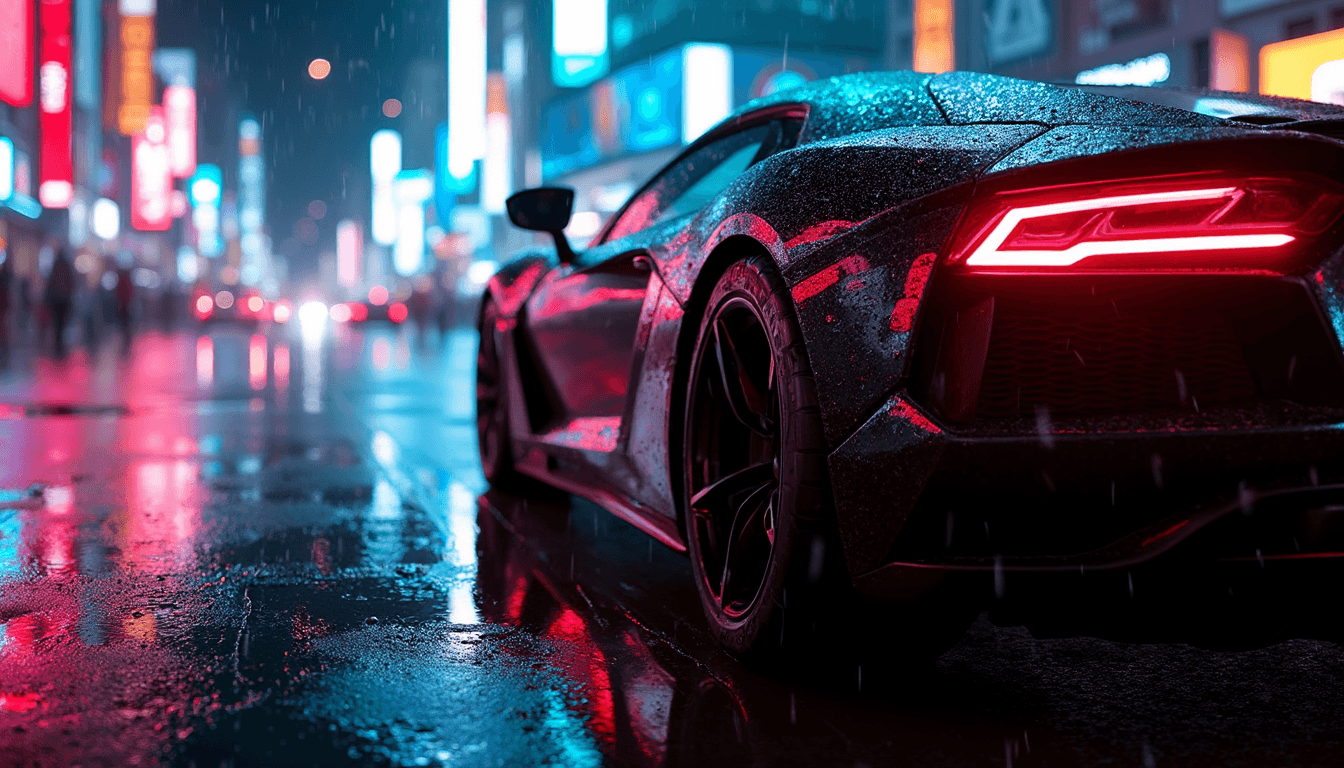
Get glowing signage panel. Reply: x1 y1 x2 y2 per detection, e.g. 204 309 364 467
0 138 12 201
39 0 74 209
913 0 954 73
1210 29 1249 93
165 86 196 177
118 14 155 135
682 44 733 144
553 0 609 87
483 74 511 214
131 107 172 230
371 129 402 246
191 165 223 257
448 0 486 180
0 0 34 107
1260 28 1344 105
1076 53 1171 87
393 171 432 276
337 220 363 288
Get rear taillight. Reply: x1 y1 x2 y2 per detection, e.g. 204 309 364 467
952 174 1344 272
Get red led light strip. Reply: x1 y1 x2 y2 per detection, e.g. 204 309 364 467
964 187 1296 268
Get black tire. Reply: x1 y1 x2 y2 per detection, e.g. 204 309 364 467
683 255 838 661
683 255 975 668
477 297 516 486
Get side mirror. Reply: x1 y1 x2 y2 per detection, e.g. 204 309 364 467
506 187 578 263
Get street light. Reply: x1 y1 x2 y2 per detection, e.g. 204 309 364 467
308 58 331 80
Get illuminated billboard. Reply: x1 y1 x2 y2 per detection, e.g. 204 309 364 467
606 0 881 73
370 129 402 246
613 48 681 152
482 74 511 215
337 220 363 288
448 0 485 181
1210 29 1249 93
393 170 432 276
131 107 172 231
542 92 598 179
553 0 609 87
190 164 223 257
165 86 197 177
0 0 33 107
913 0 954 73
0 137 12 201
1260 28 1344 105
39 0 74 209
118 13 155 135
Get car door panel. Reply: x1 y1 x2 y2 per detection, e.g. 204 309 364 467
518 114 803 520
523 251 653 422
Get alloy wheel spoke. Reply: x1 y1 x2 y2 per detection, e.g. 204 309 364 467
713 318 774 437
690 460 774 512
718 480 777 609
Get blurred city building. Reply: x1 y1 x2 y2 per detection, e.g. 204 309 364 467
464 0 1343 261
0 0 1340 337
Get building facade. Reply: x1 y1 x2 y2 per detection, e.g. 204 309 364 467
473 0 1342 256
968 0 1344 93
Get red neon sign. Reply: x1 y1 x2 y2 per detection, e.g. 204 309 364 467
131 107 172 231
0 0 33 107
38 0 73 209
164 85 197 178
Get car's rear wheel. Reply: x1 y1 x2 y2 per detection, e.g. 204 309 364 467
684 255 975 668
477 297 515 485
684 255 838 661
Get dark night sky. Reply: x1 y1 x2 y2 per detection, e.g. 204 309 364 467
156 0 447 274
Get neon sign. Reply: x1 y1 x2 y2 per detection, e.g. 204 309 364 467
39 0 74 209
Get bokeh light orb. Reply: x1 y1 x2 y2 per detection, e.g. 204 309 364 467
308 58 331 80
308 200 328 220
382 98 402 118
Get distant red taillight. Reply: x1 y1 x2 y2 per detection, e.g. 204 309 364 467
952 174 1344 273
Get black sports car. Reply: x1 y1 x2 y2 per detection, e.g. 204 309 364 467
478 71 1344 663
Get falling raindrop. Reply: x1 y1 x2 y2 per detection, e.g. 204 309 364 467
1035 405 1054 449
808 535 826 581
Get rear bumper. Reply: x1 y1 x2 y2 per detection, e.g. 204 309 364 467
837 405 1344 644
829 393 1344 585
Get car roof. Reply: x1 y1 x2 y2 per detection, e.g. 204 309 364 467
730 71 1344 143
1065 84 1344 123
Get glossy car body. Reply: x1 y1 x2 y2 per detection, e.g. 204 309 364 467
483 71 1344 647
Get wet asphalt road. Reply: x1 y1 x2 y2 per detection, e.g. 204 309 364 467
1 321 1343 767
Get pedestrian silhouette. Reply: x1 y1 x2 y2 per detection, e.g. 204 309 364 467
45 248 75 357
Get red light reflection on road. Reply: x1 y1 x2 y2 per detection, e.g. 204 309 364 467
196 335 214 388
274 344 291 389
371 338 391 371
249 334 268 390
